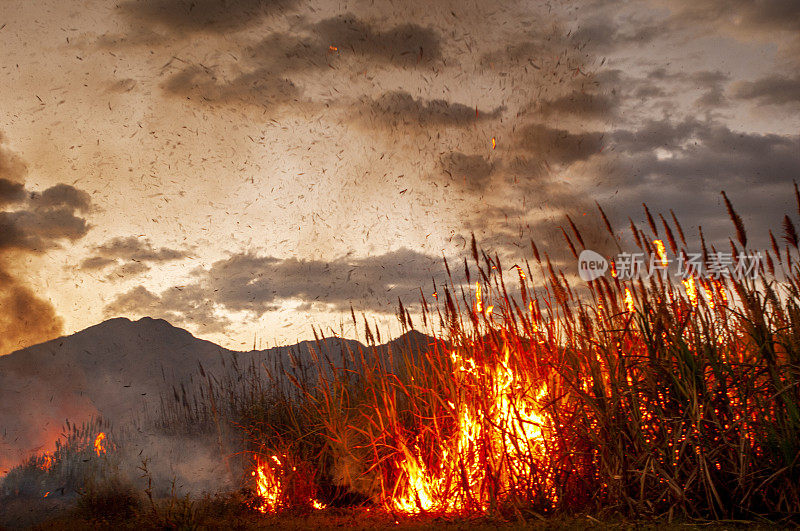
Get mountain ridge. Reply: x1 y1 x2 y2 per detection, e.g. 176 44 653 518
0 316 434 474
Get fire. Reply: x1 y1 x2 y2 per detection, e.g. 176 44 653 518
252 456 282 513
683 277 698 307
491 137 496 149
93 432 106 456
473 281 483 313
624 288 635 313
652 239 668 268
391 346 553 514
251 455 326 513
713 279 728 305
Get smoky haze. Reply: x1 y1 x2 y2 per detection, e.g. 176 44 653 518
0 133 92 355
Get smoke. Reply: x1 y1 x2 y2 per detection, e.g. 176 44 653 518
0 132 91 356
0 267 64 356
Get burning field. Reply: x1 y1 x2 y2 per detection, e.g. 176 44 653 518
1 193 799 528
2 0 800 527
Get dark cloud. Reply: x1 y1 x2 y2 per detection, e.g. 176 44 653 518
643 70 730 109
478 23 584 71
695 85 727 109
80 256 117 270
571 15 662 52
646 67 729 84
731 74 800 107
104 261 153 280
162 15 443 106
162 64 301 107
687 70 729 86
80 236 189 281
440 152 496 190
0 179 26 206
633 85 666 99
0 194 91 252
312 14 441 66
472 110 798 260
517 123 604 166
83 236 187 265
572 2 799 57
536 91 617 120
242 31 328 74
480 41 546 66
602 118 800 244
0 134 93 355
610 118 698 153
598 68 730 110
119 0 298 35
354 91 503 129
666 0 800 36
29 183 91 213
105 248 451 332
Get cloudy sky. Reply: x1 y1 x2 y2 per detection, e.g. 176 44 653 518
0 0 798 353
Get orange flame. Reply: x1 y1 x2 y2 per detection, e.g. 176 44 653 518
474 282 483 313
252 456 283 513
251 455 326 513
682 277 698 307
93 432 106 456
714 279 728 305
653 239 668 268
391 346 553 514
624 288 635 313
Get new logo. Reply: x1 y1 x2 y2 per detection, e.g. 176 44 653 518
578 250 608 281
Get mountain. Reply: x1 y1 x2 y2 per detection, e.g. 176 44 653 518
0 317 433 474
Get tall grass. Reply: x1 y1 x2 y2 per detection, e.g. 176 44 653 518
226 189 799 521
